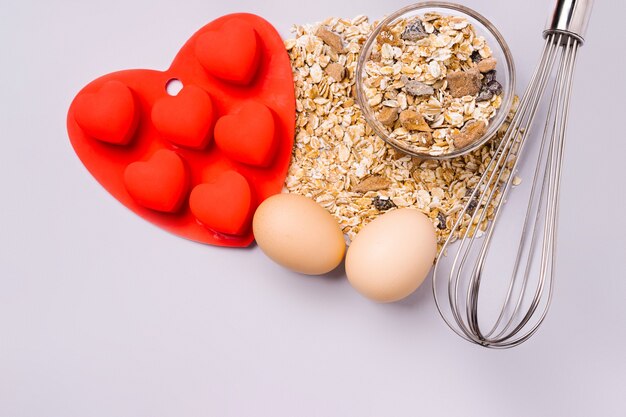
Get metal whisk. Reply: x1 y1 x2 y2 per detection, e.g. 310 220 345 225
432 0 594 348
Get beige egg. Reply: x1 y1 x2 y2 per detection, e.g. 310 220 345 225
346 208 437 302
253 194 346 275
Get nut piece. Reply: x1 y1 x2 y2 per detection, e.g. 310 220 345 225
377 106 399 126
452 120 487 149
315 26 346 53
446 67 482 98
415 131 434 146
477 58 497 73
399 110 432 132
377 28 403 47
352 176 391 193
403 79 434 97
325 63 345 82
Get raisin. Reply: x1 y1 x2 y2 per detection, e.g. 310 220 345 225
476 88 494 102
372 196 396 211
476 70 501 102
470 50 482 63
484 70 497 83
466 198 478 215
486 80 503 95
437 212 447 230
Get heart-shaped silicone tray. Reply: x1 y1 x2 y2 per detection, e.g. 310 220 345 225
67 13 295 247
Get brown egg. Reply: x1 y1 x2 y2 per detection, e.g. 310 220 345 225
346 208 437 302
253 194 346 275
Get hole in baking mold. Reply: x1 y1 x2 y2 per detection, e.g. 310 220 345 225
166 78 183 96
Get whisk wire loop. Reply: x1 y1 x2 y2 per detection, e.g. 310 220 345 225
433 27 584 348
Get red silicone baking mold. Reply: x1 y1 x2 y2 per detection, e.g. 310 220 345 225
67 13 295 247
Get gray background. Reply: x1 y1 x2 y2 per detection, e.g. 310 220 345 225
1 0 625 416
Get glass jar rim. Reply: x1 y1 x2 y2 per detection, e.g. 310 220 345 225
355 1 516 160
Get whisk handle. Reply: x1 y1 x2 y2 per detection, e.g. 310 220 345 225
544 0 594 44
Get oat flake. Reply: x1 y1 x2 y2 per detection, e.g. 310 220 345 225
284 16 518 251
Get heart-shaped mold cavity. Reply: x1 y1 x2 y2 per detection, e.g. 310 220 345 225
123 149 189 213
73 80 138 145
214 100 276 167
189 170 252 236
151 84 215 150
195 18 260 85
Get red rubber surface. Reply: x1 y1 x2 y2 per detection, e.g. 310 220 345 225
67 13 295 247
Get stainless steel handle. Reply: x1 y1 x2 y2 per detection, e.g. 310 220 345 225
544 0 594 44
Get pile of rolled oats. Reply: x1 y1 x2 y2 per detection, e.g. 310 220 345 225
284 16 517 250
361 13 504 156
